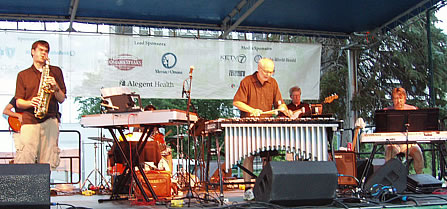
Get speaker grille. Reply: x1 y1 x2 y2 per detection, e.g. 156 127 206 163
0 164 50 208
254 161 338 206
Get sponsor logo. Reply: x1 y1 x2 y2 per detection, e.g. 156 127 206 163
0 47 15 58
25 50 75 57
108 54 143 71
220 54 246 63
254 55 262 63
274 57 297 63
229 70 245 77
162 52 177 69
155 69 183 75
119 80 174 88
50 50 76 56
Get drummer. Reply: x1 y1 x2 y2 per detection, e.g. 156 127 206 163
141 105 171 172
130 105 165 143
144 105 164 144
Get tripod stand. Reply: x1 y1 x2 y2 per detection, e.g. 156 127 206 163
81 141 110 191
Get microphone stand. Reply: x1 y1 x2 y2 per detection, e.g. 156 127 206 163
183 67 196 206
405 123 410 171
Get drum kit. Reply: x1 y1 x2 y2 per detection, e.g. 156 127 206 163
87 136 113 142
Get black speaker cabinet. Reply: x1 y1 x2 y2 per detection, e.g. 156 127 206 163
0 164 50 209
364 158 408 193
407 174 442 193
254 161 338 206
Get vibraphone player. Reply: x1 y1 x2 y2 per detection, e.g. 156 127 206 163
233 58 292 200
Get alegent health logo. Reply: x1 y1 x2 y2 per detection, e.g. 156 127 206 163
108 54 143 71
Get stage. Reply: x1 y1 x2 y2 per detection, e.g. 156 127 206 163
49 188 447 209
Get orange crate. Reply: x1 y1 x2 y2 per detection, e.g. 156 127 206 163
135 170 171 199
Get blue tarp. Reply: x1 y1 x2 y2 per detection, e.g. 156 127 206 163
0 0 442 36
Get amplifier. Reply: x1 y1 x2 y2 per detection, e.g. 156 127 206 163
333 151 357 186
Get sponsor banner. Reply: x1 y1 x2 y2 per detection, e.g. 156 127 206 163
0 31 321 100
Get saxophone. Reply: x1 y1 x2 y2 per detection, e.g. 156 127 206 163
34 58 54 119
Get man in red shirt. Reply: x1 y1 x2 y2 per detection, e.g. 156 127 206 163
15 40 66 169
233 58 292 200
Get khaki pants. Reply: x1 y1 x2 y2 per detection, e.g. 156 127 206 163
385 144 424 174
15 118 60 170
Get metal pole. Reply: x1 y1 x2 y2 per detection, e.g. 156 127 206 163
426 10 435 107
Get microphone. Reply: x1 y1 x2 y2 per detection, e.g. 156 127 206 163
189 66 195 77
182 81 186 98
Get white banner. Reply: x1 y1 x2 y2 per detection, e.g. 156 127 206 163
0 31 321 100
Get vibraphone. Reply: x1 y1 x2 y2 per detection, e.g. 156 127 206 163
205 117 342 171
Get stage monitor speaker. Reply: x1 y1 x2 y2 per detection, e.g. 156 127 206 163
254 161 338 206
407 174 442 193
0 164 50 209
364 158 408 193
333 151 357 186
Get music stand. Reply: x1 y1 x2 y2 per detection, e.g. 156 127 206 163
100 87 142 113
374 108 439 132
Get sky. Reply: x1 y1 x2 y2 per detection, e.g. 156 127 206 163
436 6 447 32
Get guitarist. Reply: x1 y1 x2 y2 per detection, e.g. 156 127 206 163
3 97 23 130
279 86 311 118
3 97 23 162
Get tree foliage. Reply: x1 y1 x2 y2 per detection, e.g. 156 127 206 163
319 13 447 125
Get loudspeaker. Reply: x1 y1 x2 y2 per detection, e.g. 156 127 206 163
364 159 408 193
254 161 338 206
333 151 357 186
407 174 442 193
0 164 50 209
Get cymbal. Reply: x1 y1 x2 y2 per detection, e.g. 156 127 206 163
165 134 188 139
88 136 113 142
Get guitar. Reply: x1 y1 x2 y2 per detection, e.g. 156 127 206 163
8 113 22 132
291 94 339 119
323 94 338 104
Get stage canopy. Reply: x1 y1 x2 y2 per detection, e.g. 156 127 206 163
0 0 443 38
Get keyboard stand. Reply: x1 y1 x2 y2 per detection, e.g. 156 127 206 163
98 126 158 203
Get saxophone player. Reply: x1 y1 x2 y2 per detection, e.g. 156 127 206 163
14 40 66 169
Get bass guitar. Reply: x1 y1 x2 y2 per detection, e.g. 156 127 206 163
292 94 339 119
323 93 338 104
8 113 22 132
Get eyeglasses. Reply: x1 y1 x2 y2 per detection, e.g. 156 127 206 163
260 67 275 76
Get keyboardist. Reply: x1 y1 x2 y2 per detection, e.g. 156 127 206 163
383 87 424 174
233 58 292 200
